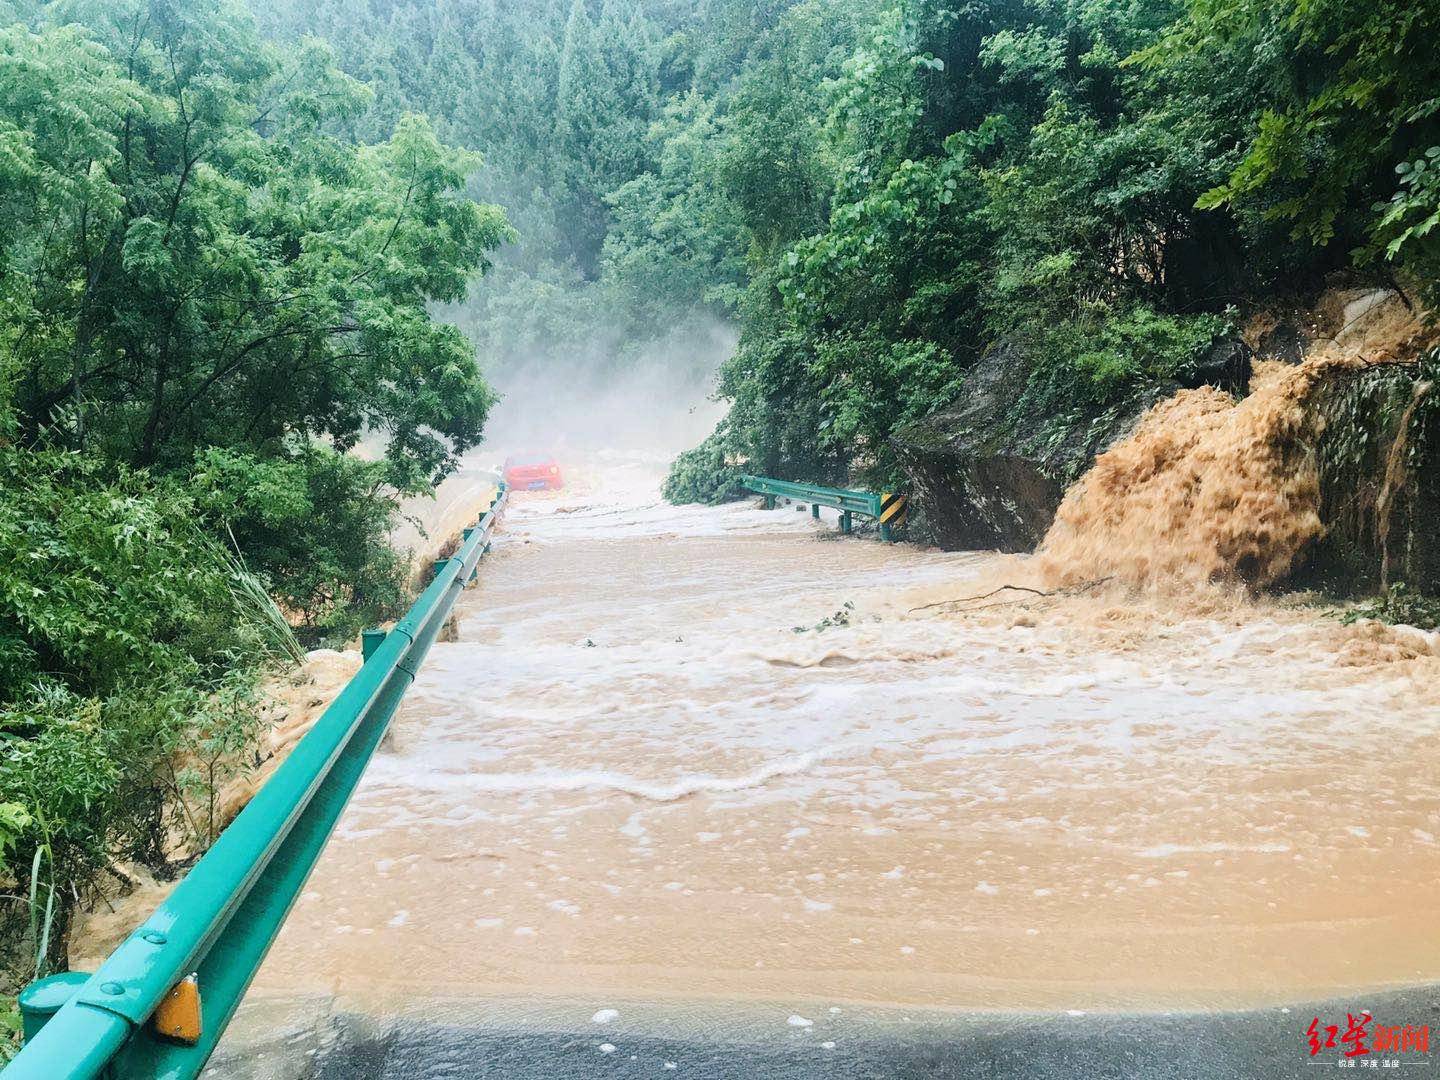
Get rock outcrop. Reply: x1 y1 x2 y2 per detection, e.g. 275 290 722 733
891 335 1252 551
895 328 1437 600
1298 356 1439 593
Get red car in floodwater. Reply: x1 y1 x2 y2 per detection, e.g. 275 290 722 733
502 454 564 491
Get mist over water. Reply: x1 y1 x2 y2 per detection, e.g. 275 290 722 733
475 319 735 464
394 318 733 557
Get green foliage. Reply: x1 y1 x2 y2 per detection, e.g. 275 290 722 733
1056 306 1228 397
1375 147 1440 306
0 804 31 859
813 335 967 480
1 994 17 1064
0 0 514 996
1155 0 1440 292
603 92 747 313
792 600 855 633
253 0 685 382
165 671 269 851
662 0 1433 499
190 447 408 646
0 0 512 651
1337 583 1440 631
0 450 281 698
661 430 747 504
1 8 509 473
0 445 295 972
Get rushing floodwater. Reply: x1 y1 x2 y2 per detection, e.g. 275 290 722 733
215 452 1440 1076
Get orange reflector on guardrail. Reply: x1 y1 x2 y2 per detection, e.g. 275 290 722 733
151 973 202 1045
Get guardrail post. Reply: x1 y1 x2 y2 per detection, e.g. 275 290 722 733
361 628 386 661
811 504 819 519
839 510 852 534
18 972 91 1043
764 494 776 510
880 523 893 542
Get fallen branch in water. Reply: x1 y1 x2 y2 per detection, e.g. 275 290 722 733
909 577 1113 613
909 584 1049 611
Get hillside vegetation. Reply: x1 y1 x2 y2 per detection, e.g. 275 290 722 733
1 0 1437 1052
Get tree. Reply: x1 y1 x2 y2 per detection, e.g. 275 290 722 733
3 4 510 484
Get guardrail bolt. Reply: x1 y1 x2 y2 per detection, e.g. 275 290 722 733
361 628 386 661
100 981 125 996
141 931 167 945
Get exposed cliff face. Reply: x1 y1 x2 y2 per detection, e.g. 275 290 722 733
890 335 1250 552
1299 359 1438 593
894 291 1438 596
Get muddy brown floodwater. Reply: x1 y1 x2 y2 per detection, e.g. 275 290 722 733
219 452 1440 1073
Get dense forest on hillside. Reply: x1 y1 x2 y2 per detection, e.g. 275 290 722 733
251 0 1438 494
1 0 1437 1050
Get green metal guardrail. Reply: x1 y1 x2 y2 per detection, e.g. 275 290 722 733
4 484 509 1080
740 474 908 541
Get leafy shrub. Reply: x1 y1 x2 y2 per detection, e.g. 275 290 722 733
1019 306 1228 418
190 447 409 647
814 335 967 485
1338 583 1440 631
662 431 749 505
0 449 290 974
1070 307 1229 393
1375 148 1440 310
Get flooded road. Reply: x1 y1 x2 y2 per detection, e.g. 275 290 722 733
218 454 1440 1076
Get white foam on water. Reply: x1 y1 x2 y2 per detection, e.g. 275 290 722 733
369 749 838 803
264 448 1440 1019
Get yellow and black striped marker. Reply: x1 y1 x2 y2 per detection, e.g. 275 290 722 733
878 493 907 540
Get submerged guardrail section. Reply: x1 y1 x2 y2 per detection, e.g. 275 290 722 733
5 484 509 1080
740 474 907 541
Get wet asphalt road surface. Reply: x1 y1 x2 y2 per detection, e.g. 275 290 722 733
216 984 1440 1079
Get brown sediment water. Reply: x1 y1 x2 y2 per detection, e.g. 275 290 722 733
1033 355 1361 591
234 452 1440 1033
1035 293 1431 594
